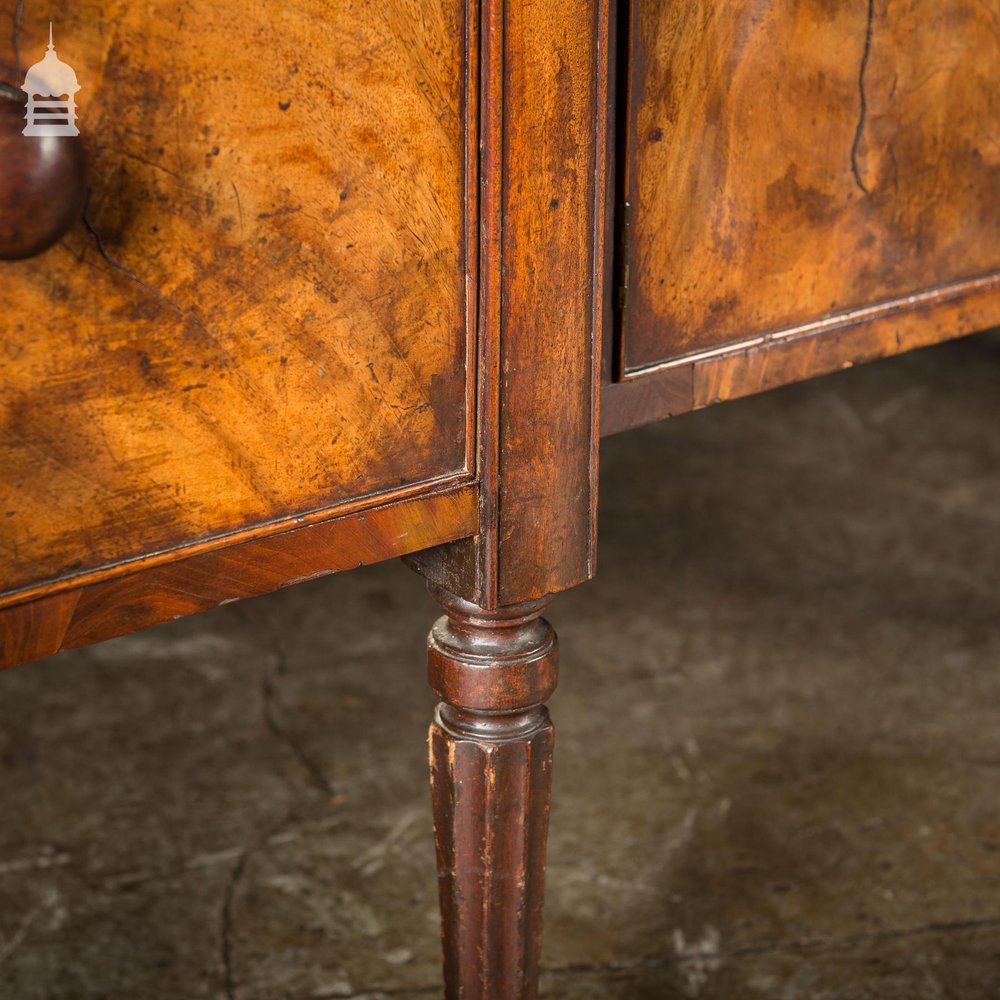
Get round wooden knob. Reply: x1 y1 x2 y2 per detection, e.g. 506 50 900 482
0 86 87 261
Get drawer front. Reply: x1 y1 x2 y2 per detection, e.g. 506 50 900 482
620 0 1000 372
0 1 471 597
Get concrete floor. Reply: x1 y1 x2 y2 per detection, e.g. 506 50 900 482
3 333 1000 999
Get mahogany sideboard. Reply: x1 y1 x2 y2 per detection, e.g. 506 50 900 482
1 0 997 995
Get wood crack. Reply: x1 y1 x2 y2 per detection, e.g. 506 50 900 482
850 0 876 195
81 202 161 294
80 200 220 349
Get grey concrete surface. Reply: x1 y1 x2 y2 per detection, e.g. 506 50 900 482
3 332 1000 999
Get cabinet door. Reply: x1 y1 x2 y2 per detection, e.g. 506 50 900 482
619 0 1000 373
0 0 473 601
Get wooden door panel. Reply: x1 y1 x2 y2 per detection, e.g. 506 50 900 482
0 0 472 600
621 0 1000 372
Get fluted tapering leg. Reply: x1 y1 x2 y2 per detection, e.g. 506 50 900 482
427 586 558 999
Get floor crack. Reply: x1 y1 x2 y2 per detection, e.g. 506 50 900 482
220 813 296 1000
287 986 439 999
231 602 338 800
219 852 249 1000
262 657 337 798
0 905 40 969
850 0 876 195
541 915 1000 977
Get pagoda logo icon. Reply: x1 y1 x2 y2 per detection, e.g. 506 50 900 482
22 23 81 137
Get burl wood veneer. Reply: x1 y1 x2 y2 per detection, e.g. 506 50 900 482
603 0 1000 434
1 0 473 605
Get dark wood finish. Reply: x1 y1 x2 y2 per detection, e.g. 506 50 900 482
0 93 86 259
603 274 1000 435
427 586 557 999
1 0 999 994
411 0 610 609
0 484 477 669
411 15 611 979
618 0 1000 374
601 0 625 388
0 1 473 601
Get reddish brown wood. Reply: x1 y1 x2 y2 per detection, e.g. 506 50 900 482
0 589 82 666
2 0 998 993
0 485 476 669
618 0 1000 374
0 92 86 259
427 587 558 998
602 273 1000 435
411 0 610 609
601 365 694 437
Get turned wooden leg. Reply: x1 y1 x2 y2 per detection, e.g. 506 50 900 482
427 586 558 999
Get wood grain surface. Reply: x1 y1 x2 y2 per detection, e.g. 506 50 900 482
427 588 558 997
0 483 476 669
620 0 1000 372
410 0 609 608
602 273 1000 435
0 0 473 601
